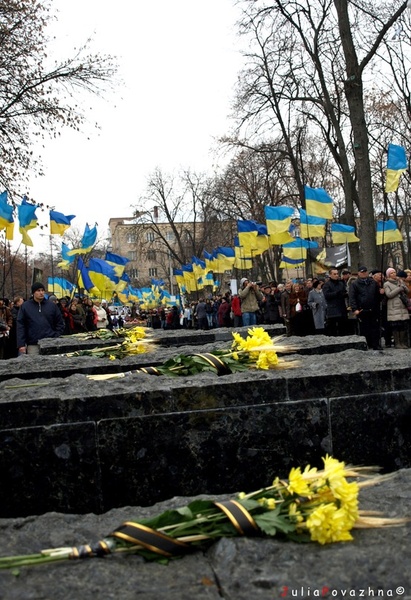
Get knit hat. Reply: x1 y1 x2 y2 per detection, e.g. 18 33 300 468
386 268 396 278
48 294 58 302
240 277 249 286
31 282 45 294
397 270 407 278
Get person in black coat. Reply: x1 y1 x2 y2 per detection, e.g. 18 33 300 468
322 268 348 336
349 266 385 350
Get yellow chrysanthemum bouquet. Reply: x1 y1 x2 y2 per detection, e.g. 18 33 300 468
0 456 407 570
82 326 293 381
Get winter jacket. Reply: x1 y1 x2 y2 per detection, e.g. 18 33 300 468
239 284 263 313
322 278 347 318
307 289 327 330
383 279 409 322
17 298 65 347
349 277 381 314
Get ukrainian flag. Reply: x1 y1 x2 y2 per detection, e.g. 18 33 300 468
376 219 402 245
0 191 14 240
203 250 216 272
385 144 408 193
105 251 130 277
47 277 75 298
67 223 97 256
50 210 75 235
264 205 294 245
299 208 326 239
237 220 258 255
215 247 235 272
234 236 253 270
77 257 98 294
331 223 359 244
173 268 185 288
280 256 305 269
57 242 75 270
18 197 38 246
304 186 334 219
88 258 119 292
182 264 197 292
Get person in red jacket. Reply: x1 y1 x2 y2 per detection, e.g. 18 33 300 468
231 294 242 327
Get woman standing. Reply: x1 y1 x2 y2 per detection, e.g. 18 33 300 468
307 280 327 334
383 268 409 348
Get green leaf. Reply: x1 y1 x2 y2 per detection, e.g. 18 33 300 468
254 511 296 537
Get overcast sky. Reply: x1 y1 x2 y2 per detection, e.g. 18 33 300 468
22 0 244 253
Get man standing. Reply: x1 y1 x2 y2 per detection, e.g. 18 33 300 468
17 282 65 355
349 267 385 350
322 268 348 336
238 278 263 327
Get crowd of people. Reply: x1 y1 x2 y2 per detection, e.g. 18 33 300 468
145 268 411 351
0 282 137 359
1 267 411 358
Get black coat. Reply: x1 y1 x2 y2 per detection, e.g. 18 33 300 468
322 278 347 318
349 277 381 313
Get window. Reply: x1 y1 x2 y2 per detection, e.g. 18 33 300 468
146 232 155 242
148 267 158 277
127 233 136 243
166 231 174 242
128 268 139 279
147 249 156 260
127 250 137 261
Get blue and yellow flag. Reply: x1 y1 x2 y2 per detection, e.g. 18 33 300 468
234 236 253 270
105 251 129 277
280 256 305 269
304 186 334 219
264 205 294 245
376 219 402 245
237 220 258 255
182 264 197 293
385 144 408 193
47 277 75 298
57 242 75 270
203 250 216 272
50 210 75 235
67 223 97 256
0 191 14 240
18 197 38 246
299 208 326 239
331 223 359 244
88 258 119 292
77 257 97 293
215 247 235 272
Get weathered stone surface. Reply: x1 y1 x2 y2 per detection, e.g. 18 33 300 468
0 469 410 600
1 339 411 517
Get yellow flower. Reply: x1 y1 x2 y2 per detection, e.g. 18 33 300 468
306 503 354 544
256 352 270 370
232 352 239 361
109 354 116 361
287 467 311 496
288 502 304 523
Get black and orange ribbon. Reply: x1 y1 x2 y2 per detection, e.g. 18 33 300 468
191 353 232 376
69 499 259 559
214 500 260 536
135 353 232 377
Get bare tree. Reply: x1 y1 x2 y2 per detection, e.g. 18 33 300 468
0 0 117 193
235 0 409 268
131 168 235 287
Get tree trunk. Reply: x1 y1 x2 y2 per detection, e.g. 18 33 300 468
334 0 378 269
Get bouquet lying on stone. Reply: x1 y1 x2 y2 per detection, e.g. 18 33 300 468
66 326 156 360
85 326 295 380
0 456 408 571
